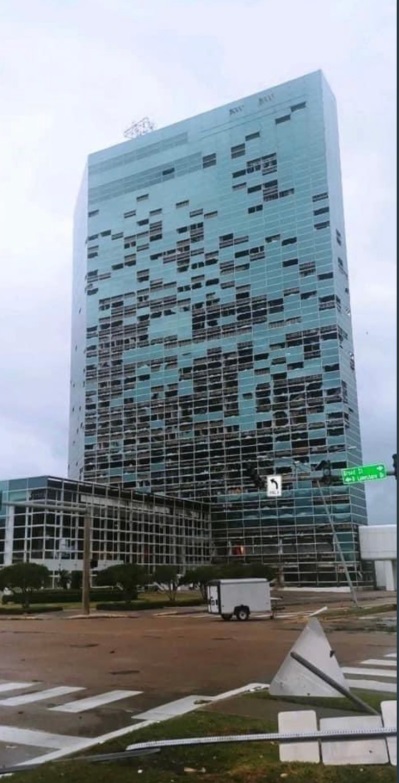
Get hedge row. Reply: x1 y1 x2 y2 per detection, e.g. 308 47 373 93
0 605 63 615
96 598 204 611
2 588 123 606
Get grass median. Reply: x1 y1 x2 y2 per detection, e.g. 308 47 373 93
0 591 204 615
9 690 397 782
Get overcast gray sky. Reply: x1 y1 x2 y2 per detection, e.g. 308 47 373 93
0 0 396 523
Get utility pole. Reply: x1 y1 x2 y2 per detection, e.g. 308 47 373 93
82 510 92 616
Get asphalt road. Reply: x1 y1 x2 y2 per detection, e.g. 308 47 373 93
0 609 396 769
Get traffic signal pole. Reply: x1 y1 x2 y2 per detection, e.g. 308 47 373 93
314 475 359 607
244 453 398 604
291 462 359 606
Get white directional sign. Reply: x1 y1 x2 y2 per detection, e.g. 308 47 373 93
267 475 282 498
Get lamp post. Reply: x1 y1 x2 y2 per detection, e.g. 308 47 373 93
4 500 93 615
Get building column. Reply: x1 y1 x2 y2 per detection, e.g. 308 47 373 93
384 560 396 592
4 507 15 565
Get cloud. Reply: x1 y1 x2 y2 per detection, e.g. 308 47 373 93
0 0 396 525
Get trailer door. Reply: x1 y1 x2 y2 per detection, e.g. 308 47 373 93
207 583 220 614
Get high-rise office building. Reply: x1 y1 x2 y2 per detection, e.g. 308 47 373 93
69 71 369 586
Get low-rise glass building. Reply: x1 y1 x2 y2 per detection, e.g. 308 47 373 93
0 476 211 583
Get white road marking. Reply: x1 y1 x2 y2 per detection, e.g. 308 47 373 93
309 606 328 617
342 667 397 678
255 613 274 619
17 720 157 767
154 612 208 618
210 683 269 701
0 682 37 694
51 689 142 713
133 683 269 721
134 695 208 721
345 679 397 693
342 651 397 693
361 659 397 667
0 686 84 707
0 725 85 749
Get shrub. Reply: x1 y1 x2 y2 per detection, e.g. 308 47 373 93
0 563 51 610
0 605 63 615
2 588 121 605
70 571 82 590
95 564 147 607
96 597 204 611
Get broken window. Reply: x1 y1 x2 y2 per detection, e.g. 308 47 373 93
263 180 278 201
312 192 328 202
203 153 216 168
231 143 246 158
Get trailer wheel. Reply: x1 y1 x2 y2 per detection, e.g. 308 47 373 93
235 606 250 621
221 613 233 621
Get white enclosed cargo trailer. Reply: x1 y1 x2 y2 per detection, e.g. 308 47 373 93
207 578 272 621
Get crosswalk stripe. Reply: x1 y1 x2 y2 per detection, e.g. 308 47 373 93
50 689 142 713
342 651 397 694
361 659 397 667
134 695 207 721
342 667 397 679
0 686 84 707
0 725 85 749
345 679 397 694
0 682 37 694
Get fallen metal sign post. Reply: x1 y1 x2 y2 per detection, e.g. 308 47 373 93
290 650 379 716
1 728 396 774
125 725 396 751
0 748 160 774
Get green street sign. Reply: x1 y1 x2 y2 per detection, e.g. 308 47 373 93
341 464 387 484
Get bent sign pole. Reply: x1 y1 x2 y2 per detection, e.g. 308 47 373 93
292 464 359 607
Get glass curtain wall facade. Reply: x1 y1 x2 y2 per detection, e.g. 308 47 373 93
0 476 211 582
68 71 369 586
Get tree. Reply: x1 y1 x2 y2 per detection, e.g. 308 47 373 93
235 562 276 581
0 563 50 610
180 565 219 601
56 569 71 590
152 565 180 604
215 562 276 582
70 571 82 590
180 562 276 601
95 563 146 607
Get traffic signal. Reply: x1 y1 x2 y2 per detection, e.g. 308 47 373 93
318 460 333 485
244 463 264 489
393 454 397 480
